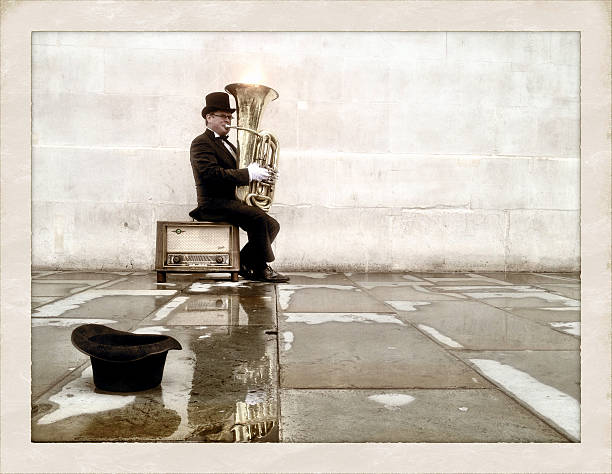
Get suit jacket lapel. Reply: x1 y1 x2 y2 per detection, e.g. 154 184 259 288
205 129 237 167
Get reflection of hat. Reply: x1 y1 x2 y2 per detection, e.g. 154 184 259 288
201 91 236 118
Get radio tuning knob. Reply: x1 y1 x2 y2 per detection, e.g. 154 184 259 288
172 255 181 264
215 256 224 263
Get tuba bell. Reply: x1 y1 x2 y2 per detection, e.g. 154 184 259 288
225 83 280 213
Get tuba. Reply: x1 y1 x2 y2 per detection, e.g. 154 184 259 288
225 83 279 213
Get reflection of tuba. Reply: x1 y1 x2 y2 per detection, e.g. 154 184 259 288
225 83 279 212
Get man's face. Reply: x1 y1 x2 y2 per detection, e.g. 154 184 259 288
206 111 233 135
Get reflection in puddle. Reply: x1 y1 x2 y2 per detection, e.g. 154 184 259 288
232 399 276 442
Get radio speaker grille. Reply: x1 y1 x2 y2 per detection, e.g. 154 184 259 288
166 226 230 252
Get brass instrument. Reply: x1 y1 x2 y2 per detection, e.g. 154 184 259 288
225 83 279 212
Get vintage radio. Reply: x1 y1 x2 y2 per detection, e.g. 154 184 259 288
155 221 240 282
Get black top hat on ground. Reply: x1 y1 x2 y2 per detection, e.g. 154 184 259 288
71 324 182 392
201 91 236 118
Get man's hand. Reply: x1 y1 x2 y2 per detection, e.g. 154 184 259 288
247 162 271 182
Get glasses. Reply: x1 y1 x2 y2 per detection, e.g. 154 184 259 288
211 113 233 121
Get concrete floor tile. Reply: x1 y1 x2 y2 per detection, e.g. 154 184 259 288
457 352 580 440
414 273 514 286
32 291 176 321
503 307 580 324
279 316 489 388
476 272 580 284
32 280 105 297
278 285 390 312
454 350 580 400
31 296 57 308
31 318 133 399
531 283 581 300
140 293 276 327
347 272 426 282
282 272 355 285
32 326 278 442
33 271 131 280
366 284 467 301
397 300 579 350
98 272 192 290
280 389 568 442
460 288 579 309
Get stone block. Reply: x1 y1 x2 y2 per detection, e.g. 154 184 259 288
33 92 162 147
390 210 507 271
338 102 390 153
471 157 579 210
272 151 336 207
494 104 579 158
296 102 343 151
446 32 551 65
158 95 204 148
32 146 129 204
506 210 579 271
32 201 156 269
390 100 498 155
104 47 194 96
271 205 394 271
32 45 104 94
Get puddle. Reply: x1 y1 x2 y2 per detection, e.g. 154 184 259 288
152 296 190 321
464 291 579 306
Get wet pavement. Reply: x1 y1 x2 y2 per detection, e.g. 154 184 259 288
31 270 581 443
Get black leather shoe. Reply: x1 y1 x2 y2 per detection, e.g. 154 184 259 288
239 263 254 280
252 265 290 283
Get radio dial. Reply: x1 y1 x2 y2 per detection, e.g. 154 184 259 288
172 255 181 264
215 256 224 263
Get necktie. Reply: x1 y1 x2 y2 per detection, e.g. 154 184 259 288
218 135 237 159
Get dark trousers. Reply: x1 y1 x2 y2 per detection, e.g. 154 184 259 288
189 199 280 269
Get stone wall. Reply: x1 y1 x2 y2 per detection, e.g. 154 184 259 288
32 32 580 271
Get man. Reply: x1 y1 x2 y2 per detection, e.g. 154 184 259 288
188 91 289 283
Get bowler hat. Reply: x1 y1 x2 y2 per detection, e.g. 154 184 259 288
201 91 236 118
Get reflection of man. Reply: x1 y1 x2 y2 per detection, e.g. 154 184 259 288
189 92 289 283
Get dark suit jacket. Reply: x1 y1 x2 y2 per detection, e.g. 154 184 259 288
190 128 250 205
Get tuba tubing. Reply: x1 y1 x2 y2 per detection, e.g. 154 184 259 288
225 83 280 213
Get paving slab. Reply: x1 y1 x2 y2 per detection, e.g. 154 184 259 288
31 296 58 308
278 285 390 312
476 272 580 284
411 273 514 286
279 314 489 388
280 389 568 442
394 300 579 350
459 288 580 309
530 283 581 300
32 280 107 297
457 352 580 440
32 325 278 442
139 292 276 327
97 272 193 291
346 272 427 282
32 290 177 321
33 271 131 280
31 317 133 399
364 284 467 301
282 272 355 285
503 306 580 325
